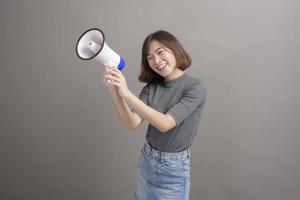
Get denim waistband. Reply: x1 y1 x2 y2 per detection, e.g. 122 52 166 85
142 143 190 160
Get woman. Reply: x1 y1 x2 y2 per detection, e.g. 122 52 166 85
103 30 206 199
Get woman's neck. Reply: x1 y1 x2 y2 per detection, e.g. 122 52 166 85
164 68 184 81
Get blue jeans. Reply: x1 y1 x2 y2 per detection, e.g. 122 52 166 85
135 143 191 200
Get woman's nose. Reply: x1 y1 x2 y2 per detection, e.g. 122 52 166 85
153 55 161 64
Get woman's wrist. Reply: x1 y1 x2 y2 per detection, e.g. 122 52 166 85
108 87 120 97
122 89 133 101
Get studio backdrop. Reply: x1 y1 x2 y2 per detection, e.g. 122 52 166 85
1 0 299 200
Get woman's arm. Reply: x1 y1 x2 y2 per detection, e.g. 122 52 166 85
124 90 176 133
104 66 176 133
109 89 142 131
103 68 142 131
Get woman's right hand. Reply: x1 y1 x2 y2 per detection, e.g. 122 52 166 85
103 66 118 94
103 66 131 98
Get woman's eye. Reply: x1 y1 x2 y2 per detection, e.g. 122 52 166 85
147 57 153 60
158 50 163 55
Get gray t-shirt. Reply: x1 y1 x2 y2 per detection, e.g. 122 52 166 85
139 72 207 152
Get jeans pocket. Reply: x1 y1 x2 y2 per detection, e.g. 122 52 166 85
161 159 184 171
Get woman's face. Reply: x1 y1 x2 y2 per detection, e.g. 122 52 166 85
146 40 180 80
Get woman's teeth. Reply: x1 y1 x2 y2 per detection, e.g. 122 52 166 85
158 64 166 70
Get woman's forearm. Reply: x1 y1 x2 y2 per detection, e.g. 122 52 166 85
123 90 176 133
109 89 142 131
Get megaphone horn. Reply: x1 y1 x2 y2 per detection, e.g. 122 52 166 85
76 28 125 71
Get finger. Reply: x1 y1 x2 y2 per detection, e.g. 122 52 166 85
104 69 117 78
104 75 120 83
105 65 117 72
104 66 117 72
104 79 121 89
104 74 116 80
111 67 121 74
107 80 121 88
103 79 115 88
106 68 121 78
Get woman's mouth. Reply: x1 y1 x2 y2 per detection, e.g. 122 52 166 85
158 63 167 70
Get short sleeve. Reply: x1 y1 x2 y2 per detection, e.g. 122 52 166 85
167 81 207 125
139 84 149 105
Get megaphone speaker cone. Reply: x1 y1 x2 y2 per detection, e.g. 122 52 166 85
75 28 126 71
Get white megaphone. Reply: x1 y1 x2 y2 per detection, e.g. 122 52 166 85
76 28 125 70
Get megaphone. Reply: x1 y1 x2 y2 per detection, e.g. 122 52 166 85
76 28 125 70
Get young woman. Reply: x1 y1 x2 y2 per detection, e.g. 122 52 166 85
103 30 206 199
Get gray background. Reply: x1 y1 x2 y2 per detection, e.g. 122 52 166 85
1 0 299 199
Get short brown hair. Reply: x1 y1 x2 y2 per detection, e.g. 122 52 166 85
138 30 192 83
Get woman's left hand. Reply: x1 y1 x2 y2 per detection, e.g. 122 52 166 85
103 66 130 98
